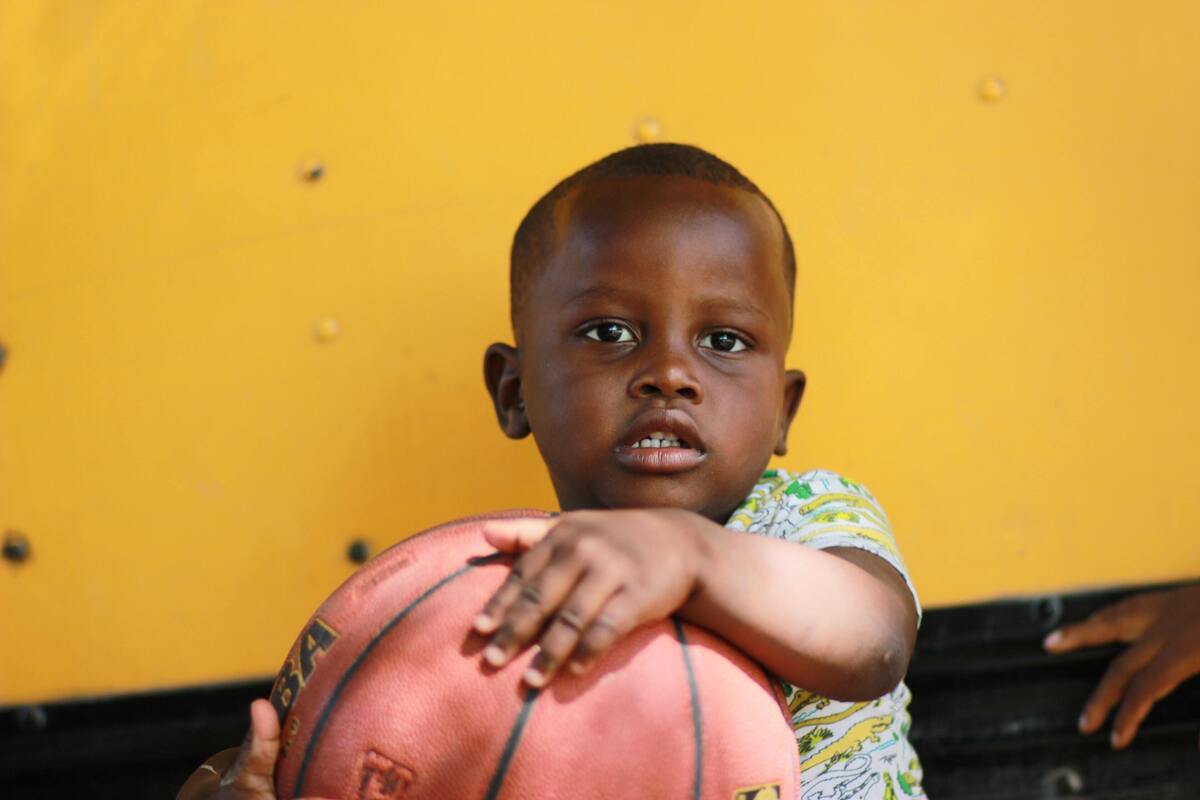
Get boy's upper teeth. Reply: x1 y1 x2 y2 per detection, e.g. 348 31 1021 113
632 432 685 449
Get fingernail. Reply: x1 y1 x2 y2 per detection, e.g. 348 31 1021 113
473 614 496 633
1043 631 1062 649
568 660 589 675
483 645 506 667
1110 730 1122 749
523 667 546 687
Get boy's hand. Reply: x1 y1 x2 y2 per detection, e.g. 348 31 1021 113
176 699 336 800
1044 584 1200 749
473 509 710 687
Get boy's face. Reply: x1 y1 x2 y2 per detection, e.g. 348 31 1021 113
486 175 805 523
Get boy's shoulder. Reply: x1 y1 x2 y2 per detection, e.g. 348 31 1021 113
731 466 920 616
727 466 893 538
745 467 882 504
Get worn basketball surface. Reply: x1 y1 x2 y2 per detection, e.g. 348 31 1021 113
270 511 800 799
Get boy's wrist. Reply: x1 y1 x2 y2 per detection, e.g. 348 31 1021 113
663 509 726 622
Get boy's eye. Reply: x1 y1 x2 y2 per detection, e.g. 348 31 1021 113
584 322 635 343
700 331 748 353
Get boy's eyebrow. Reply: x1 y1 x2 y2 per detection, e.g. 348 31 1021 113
563 284 633 306
693 295 775 322
564 284 776 323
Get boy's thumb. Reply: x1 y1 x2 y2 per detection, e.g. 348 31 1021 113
220 700 281 793
482 517 556 552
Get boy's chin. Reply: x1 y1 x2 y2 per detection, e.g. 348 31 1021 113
587 479 735 522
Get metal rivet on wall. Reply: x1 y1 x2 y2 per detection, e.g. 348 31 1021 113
633 116 662 143
347 538 372 564
1034 596 1063 630
298 159 325 183
978 75 1006 103
313 317 341 344
1042 766 1085 798
2 531 31 564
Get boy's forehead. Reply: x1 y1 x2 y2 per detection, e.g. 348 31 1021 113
548 175 787 290
511 174 793 344
556 175 779 247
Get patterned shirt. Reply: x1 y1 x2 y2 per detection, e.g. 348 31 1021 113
725 469 925 800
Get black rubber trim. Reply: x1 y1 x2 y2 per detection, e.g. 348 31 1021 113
673 618 703 800
482 685 542 800
293 552 506 796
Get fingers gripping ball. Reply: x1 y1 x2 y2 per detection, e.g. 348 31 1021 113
269 512 800 799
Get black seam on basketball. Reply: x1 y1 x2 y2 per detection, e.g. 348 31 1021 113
673 617 703 800
293 551 508 796
482 685 542 800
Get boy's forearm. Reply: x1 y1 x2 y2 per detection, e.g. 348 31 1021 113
678 515 916 700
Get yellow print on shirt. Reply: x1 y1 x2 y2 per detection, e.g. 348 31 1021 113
803 714 895 773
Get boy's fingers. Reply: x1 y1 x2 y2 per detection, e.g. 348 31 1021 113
1078 640 1159 734
1044 610 1123 653
1046 592 1172 653
526 569 623 687
219 700 282 795
571 591 642 671
484 554 587 668
1045 608 1126 653
1110 651 1193 749
482 518 557 553
474 539 557 634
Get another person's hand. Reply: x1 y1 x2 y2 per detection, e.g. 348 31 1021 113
176 699 336 800
473 509 711 688
1044 584 1200 749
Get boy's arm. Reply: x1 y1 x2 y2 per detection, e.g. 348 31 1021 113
477 509 917 701
679 518 918 700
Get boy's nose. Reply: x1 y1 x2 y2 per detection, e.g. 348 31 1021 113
628 346 703 403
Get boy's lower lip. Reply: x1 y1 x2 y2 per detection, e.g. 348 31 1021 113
613 445 706 474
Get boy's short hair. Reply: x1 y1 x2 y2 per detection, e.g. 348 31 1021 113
509 142 797 335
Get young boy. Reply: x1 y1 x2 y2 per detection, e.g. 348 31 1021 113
183 143 924 800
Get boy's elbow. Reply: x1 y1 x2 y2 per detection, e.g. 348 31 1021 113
869 633 911 696
776 630 912 702
830 630 913 702
855 591 919 698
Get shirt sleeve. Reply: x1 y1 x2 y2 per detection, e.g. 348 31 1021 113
727 469 921 622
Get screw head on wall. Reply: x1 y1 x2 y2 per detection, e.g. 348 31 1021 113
3 531 31 564
313 317 342 344
347 538 372 564
978 75 1006 103
298 159 325 183
633 116 662 143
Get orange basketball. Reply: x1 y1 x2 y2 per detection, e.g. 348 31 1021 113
270 511 799 799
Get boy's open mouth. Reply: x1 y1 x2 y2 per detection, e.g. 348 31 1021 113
614 412 707 474
630 431 692 449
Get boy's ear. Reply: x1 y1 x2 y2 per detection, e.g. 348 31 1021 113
483 343 531 439
774 369 806 456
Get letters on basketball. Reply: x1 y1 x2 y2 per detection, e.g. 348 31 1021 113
271 511 801 799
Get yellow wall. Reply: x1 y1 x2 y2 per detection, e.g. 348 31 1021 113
2 2 1198 703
